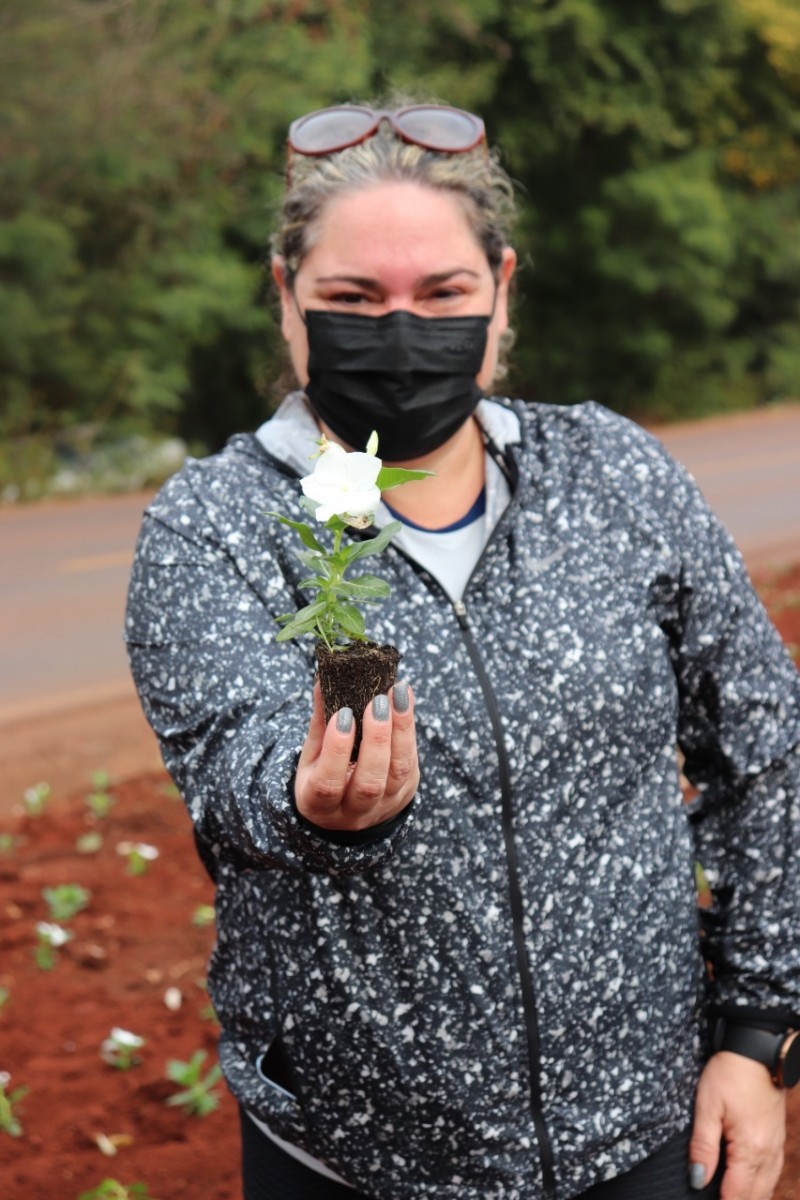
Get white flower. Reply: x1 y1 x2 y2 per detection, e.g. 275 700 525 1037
116 841 159 860
301 440 382 524
36 921 72 946
107 1027 145 1049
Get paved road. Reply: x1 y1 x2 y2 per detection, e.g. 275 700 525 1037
0 404 798 722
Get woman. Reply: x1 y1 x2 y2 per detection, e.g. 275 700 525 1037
125 102 800 1200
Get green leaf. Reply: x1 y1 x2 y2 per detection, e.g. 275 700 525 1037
376 466 435 490
343 521 401 563
292 598 328 623
265 512 324 553
276 620 318 642
332 604 366 638
297 549 328 571
338 574 391 600
297 575 329 591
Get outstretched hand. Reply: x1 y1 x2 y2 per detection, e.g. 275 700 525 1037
690 1052 786 1200
294 679 419 832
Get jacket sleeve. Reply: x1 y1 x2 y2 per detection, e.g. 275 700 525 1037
124 467 415 878
627 422 800 1021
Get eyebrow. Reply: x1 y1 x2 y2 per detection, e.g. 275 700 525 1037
314 269 482 288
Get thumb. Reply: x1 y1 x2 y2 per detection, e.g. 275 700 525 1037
298 678 326 768
688 1094 723 1192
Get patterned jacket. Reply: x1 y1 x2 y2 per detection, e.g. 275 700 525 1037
125 398 800 1200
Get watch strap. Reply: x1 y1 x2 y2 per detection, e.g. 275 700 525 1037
715 1021 800 1087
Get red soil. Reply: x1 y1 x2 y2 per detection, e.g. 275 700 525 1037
1 563 799 1200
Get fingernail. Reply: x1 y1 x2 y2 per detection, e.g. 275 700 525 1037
336 707 353 733
689 1163 706 1191
372 694 390 722
392 681 410 713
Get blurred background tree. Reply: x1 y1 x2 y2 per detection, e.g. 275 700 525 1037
0 0 798 476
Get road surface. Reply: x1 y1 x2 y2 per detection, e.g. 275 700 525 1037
0 404 798 724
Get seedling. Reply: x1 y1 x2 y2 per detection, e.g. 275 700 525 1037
0 1071 27 1137
191 904 215 928
0 987 9 1016
100 1028 146 1070
78 1181 157 1200
35 921 73 970
76 831 104 854
116 841 159 876
195 978 218 1023
165 1050 222 1116
0 833 19 855
85 770 114 819
42 883 91 922
23 781 50 816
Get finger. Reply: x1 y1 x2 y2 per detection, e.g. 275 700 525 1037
347 693 393 816
720 1135 784 1200
718 1146 758 1200
296 705 355 822
387 680 419 796
297 679 326 771
689 1101 723 1193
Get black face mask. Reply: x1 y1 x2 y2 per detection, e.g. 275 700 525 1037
303 308 490 461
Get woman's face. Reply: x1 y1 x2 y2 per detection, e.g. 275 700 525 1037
273 180 516 392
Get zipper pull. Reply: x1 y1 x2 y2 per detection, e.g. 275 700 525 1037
453 599 468 628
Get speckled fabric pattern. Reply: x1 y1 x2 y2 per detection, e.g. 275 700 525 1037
124 399 800 1200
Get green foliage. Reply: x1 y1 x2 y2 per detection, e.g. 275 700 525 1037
0 1075 27 1138
272 513 400 649
42 883 91 922
85 771 114 819
22 782 50 816
1 0 798 450
78 1181 157 1200
191 904 216 928
165 1050 223 1117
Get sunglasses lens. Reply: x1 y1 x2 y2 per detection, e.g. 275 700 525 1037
290 108 375 154
396 106 483 151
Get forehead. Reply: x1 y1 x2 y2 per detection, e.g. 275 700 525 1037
304 181 488 277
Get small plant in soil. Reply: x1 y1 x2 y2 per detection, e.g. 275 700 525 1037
100 1027 146 1070
78 1181 159 1200
0 986 9 1015
116 840 159 876
43 882 91 921
191 903 215 927
76 830 104 854
269 431 431 752
0 832 19 855
0 1071 27 1137
165 1049 223 1116
34 920 73 969
23 780 50 816
85 769 115 819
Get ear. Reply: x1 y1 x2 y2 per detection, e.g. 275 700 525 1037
494 246 517 335
272 255 294 339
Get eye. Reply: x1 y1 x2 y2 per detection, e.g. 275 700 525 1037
328 291 368 306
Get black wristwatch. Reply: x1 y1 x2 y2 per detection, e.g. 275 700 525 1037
713 1020 800 1089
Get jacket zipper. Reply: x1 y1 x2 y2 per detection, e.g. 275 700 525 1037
452 597 557 1198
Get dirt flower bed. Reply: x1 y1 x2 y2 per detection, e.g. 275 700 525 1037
1 563 799 1200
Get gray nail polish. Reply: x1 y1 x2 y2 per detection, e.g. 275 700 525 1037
372 694 390 722
336 707 354 733
392 681 410 713
689 1163 706 1191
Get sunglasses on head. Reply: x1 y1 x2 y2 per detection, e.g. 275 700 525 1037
287 104 487 158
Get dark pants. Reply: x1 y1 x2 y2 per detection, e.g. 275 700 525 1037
240 1108 724 1200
